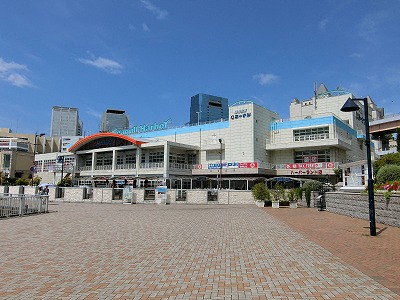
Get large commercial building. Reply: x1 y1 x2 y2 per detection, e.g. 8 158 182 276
34 85 384 189
0 128 60 180
189 93 229 125
100 109 129 132
50 106 83 137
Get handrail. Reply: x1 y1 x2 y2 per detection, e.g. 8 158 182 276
0 194 49 217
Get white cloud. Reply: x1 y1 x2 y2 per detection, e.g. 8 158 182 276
78 55 123 74
253 73 278 86
357 11 388 43
86 108 102 119
319 18 329 31
142 23 151 32
140 0 168 20
0 57 34 88
350 52 364 59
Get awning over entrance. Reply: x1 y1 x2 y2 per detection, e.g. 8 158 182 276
68 132 146 153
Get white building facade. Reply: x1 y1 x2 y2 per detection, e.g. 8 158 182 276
35 87 383 189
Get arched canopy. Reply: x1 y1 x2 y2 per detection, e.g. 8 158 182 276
68 133 146 153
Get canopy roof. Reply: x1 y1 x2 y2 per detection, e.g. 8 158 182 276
68 132 146 153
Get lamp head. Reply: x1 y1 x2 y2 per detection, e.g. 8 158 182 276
218 138 222 143
341 98 360 112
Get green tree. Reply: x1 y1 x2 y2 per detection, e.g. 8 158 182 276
251 182 270 201
373 152 400 176
304 188 312 208
375 164 400 184
16 178 29 186
397 128 400 152
57 176 72 187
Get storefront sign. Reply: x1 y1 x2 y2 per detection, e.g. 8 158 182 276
207 162 258 169
285 162 335 170
303 155 318 163
230 108 252 120
113 119 171 135
290 169 323 175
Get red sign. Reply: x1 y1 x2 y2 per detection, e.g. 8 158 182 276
239 162 258 168
286 163 322 169
303 155 318 163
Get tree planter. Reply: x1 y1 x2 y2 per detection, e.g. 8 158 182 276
289 202 298 208
272 201 279 208
255 201 265 207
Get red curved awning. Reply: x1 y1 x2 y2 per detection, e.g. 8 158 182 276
68 132 146 153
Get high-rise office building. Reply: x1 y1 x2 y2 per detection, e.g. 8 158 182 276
190 93 228 125
100 109 129 132
50 106 83 137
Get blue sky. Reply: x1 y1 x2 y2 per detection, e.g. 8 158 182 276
1 0 399 135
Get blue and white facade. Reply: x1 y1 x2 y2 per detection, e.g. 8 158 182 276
35 87 383 188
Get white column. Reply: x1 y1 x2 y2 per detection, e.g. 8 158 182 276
136 147 141 177
112 149 117 175
163 142 169 179
91 152 96 177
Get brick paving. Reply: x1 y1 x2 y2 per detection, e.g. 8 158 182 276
266 205 400 297
0 203 398 300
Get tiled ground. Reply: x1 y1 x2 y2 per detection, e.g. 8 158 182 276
0 203 399 300
266 205 400 296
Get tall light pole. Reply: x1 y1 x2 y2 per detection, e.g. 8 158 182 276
32 132 45 184
218 138 223 189
341 97 376 236
196 111 201 125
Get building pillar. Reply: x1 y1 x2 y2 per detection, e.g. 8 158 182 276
91 152 96 177
112 149 117 175
136 147 141 177
163 142 169 179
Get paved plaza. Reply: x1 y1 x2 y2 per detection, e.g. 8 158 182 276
0 203 399 300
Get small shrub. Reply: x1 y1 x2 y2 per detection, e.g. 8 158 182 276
32 176 41 186
57 176 72 187
15 178 29 186
271 184 284 202
304 188 312 208
302 180 323 191
286 189 296 202
375 164 400 184
373 152 400 176
251 182 270 201
294 187 303 201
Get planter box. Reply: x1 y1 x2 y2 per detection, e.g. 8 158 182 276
272 201 279 208
255 201 265 207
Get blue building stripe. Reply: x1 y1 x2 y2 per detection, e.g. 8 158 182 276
271 116 359 137
130 121 229 139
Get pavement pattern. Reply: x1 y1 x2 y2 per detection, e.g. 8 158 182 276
266 206 400 296
0 203 399 300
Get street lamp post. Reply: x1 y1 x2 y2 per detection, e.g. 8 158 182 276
32 132 45 184
218 138 222 189
196 111 201 125
341 97 376 236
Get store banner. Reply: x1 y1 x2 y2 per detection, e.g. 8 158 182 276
207 162 258 169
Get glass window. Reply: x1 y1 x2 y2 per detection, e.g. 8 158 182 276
85 158 92 167
188 153 197 165
3 154 11 168
294 149 330 163
149 152 164 163
125 154 136 164
293 126 329 141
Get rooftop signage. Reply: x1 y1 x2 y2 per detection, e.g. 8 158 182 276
230 108 252 120
113 119 171 135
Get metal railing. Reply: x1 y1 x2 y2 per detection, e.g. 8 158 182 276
140 162 164 169
0 194 49 218
169 163 194 170
116 163 136 170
